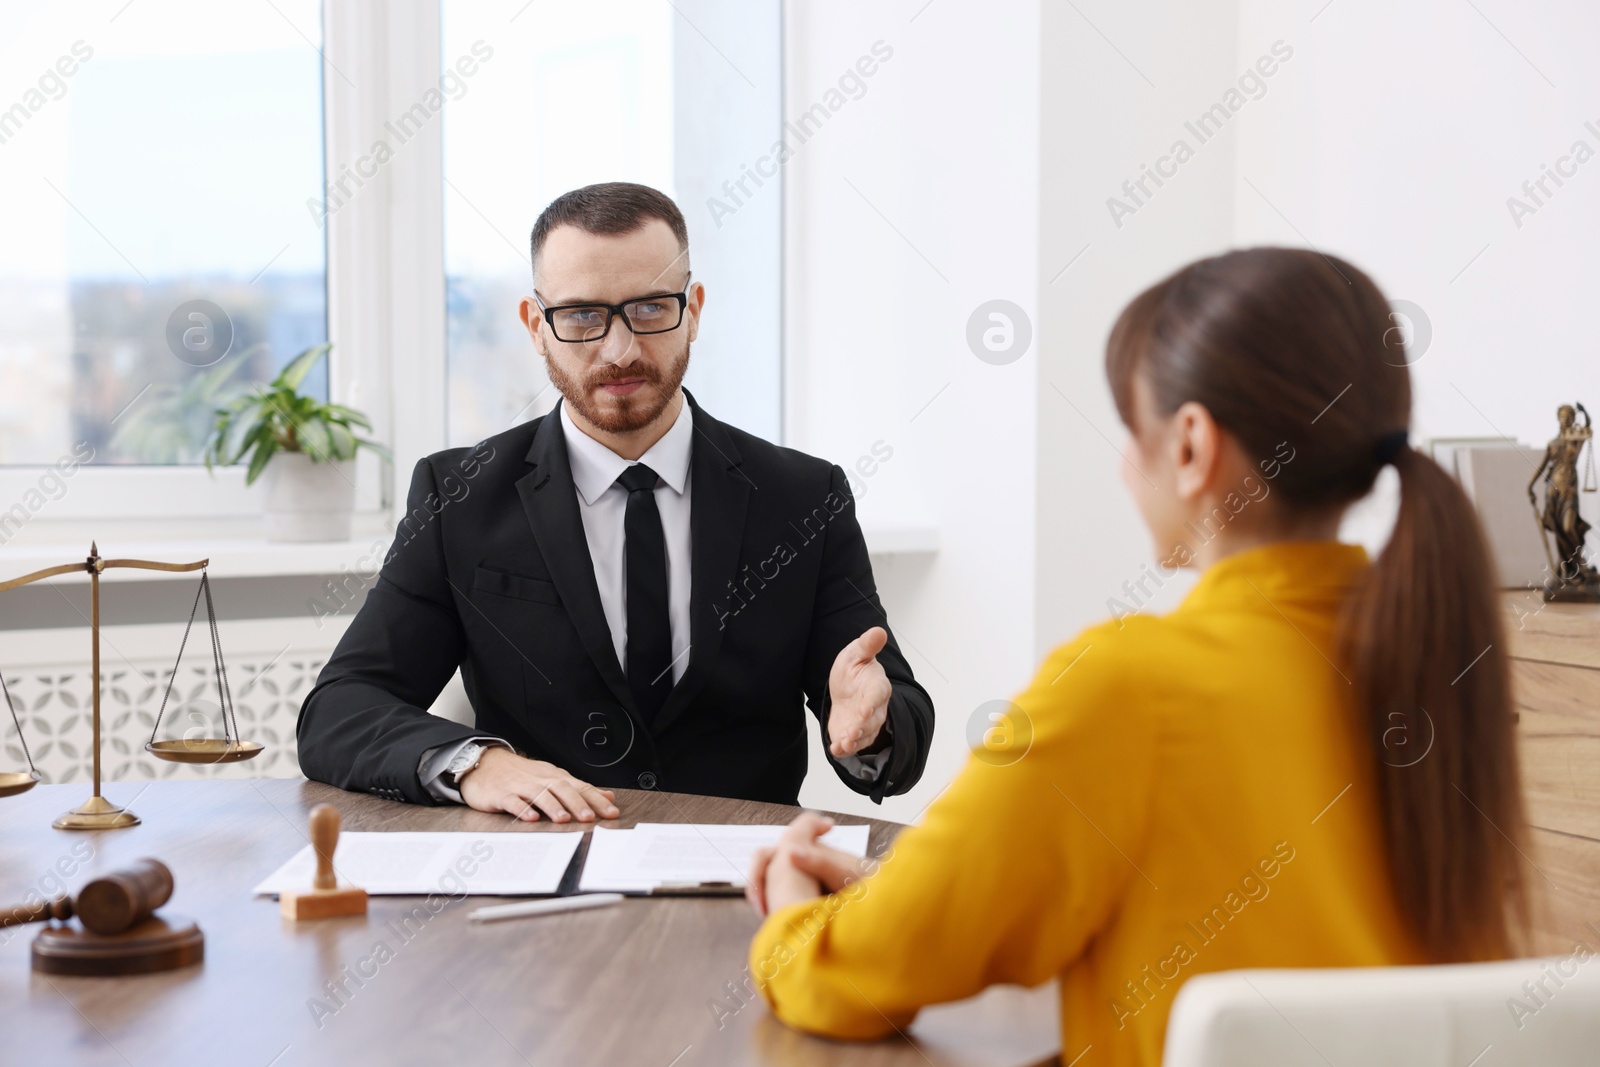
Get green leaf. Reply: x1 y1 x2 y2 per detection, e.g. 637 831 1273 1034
326 421 358 461
296 415 334 460
355 437 393 462
256 392 296 442
323 404 372 430
245 424 275 459
222 383 269 416
244 440 277 486
198 348 252 394
273 343 331 393
219 398 268 462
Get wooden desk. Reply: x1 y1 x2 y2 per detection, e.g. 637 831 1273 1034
1503 593 1600 954
0 780 1059 1067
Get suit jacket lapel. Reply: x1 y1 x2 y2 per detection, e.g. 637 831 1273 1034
515 406 637 718
652 395 750 736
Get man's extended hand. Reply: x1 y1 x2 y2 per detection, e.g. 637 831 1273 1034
458 747 620 823
826 626 892 759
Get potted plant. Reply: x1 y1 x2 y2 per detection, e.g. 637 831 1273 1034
111 348 255 464
203 343 389 542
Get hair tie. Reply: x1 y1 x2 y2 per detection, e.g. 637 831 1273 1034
1375 429 1410 466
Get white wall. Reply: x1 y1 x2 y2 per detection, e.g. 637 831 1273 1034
1236 0 1600 450
1235 0 1600 553
791 0 1600 818
1035 0 1241 658
783 0 1041 822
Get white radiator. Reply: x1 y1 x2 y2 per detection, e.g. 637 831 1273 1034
0 618 351 785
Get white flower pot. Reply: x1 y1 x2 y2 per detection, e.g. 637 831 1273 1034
261 453 356 542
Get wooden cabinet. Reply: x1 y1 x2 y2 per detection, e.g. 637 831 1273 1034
1504 592 1600 953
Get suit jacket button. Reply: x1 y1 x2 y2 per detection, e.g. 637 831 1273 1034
637 771 657 790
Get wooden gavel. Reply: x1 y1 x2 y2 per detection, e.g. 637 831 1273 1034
0 858 173 935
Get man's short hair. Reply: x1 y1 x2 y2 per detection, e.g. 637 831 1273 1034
529 182 689 280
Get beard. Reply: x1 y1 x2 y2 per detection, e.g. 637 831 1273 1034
544 339 691 435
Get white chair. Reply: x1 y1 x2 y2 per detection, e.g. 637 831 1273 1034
1163 955 1600 1066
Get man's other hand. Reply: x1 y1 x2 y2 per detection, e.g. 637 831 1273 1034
458 748 620 823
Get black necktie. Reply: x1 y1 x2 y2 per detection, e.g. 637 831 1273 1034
616 463 672 723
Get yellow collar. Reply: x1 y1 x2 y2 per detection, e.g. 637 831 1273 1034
1178 540 1371 614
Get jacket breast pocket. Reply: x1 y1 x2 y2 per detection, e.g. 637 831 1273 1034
473 564 562 606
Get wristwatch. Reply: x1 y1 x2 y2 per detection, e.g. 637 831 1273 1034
442 742 486 790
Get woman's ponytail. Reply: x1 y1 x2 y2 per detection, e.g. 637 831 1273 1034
1341 447 1529 960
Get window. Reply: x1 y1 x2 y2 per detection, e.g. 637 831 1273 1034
0 1 328 469
442 0 782 447
0 1 781 544
441 1 674 446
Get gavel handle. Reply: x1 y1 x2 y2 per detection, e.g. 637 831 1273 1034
0 896 72 928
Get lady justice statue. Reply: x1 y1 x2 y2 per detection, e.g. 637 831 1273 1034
1528 402 1600 601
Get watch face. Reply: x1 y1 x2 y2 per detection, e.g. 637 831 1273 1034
447 743 483 781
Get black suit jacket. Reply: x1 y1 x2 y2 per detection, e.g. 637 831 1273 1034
296 393 934 806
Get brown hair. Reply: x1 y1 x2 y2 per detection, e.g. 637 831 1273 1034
529 182 688 279
1105 247 1529 961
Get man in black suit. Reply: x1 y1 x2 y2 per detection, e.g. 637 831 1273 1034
297 182 933 821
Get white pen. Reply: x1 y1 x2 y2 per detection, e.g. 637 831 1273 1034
467 893 626 924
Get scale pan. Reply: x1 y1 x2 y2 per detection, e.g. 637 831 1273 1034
145 739 263 764
0 771 39 797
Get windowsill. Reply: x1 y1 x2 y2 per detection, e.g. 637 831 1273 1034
0 535 391 583
0 520 939 585
864 524 941 555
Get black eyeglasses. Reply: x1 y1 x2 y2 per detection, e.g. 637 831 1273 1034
534 287 690 344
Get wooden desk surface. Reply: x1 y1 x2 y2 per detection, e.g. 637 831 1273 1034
0 780 1059 1067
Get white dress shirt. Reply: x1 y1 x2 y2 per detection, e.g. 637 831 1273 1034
420 397 888 801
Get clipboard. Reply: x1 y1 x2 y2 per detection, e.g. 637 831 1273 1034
575 823 871 896
648 881 744 897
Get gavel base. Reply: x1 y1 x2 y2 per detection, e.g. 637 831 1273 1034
280 887 368 921
31 914 203 976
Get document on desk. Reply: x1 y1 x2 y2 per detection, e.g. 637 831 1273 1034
577 823 872 894
252 832 584 896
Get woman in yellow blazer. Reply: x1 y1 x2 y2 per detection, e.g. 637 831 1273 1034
745 247 1530 1066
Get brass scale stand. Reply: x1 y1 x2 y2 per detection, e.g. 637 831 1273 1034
0 544 261 828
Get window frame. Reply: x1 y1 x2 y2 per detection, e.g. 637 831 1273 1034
0 0 447 544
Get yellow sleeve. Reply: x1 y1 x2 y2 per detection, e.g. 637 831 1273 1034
747 625 1160 1038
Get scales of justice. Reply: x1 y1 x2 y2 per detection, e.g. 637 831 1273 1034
0 543 262 828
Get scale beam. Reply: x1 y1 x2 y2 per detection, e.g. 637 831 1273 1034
0 555 209 594
0 562 93 594
101 558 209 574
